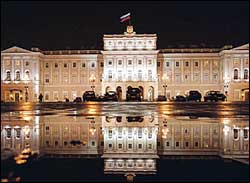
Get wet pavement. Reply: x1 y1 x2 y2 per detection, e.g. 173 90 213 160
1 101 249 182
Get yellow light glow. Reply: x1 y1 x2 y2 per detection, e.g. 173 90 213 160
16 159 27 165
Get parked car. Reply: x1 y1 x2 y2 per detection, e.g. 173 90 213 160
157 95 167 101
173 95 186 102
186 90 202 102
126 88 142 101
73 97 82 102
104 91 118 101
97 95 106 102
126 116 144 122
82 91 96 101
204 91 226 102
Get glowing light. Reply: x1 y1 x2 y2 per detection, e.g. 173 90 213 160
223 125 230 134
89 126 96 135
16 159 27 165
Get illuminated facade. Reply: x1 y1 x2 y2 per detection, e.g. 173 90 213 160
1 26 249 102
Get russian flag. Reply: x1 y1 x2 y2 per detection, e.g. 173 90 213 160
120 13 131 23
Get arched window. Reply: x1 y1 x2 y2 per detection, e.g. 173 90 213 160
15 71 20 81
24 70 30 80
233 129 239 140
244 69 249 80
233 69 239 80
5 71 11 81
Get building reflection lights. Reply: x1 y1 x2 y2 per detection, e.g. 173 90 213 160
1 114 249 175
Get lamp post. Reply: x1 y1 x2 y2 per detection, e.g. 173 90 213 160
162 74 169 100
89 74 96 91
223 76 230 101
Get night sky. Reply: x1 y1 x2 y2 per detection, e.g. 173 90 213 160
1 1 249 51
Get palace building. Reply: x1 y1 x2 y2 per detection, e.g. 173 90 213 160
1 26 249 102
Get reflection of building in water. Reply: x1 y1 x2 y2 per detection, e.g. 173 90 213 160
157 117 249 158
101 115 159 174
1 115 248 161
38 116 103 156
1 112 39 154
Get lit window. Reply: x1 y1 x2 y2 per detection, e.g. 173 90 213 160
243 129 249 139
6 128 11 139
24 71 30 80
234 69 239 80
108 129 112 138
148 70 152 81
138 70 142 81
244 69 249 80
5 71 11 81
108 70 112 79
15 71 20 81
138 129 142 138
233 129 239 140
15 128 21 139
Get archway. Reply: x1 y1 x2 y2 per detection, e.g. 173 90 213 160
148 86 154 101
139 86 144 101
116 86 122 101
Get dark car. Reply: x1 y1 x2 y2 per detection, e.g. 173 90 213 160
104 91 118 101
126 116 144 122
126 88 142 101
157 95 167 101
186 90 202 102
82 91 96 101
204 91 226 102
73 97 82 102
97 95 106 102
174 95 186 102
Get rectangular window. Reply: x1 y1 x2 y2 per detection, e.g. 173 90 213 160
138 70 142 81
45 63 49 68
128 70 132 81
195 61 199 67
16 128 21 139
64 63 67 68
82 63 85 68
148 144 152 149
108 129 112 138
157 62 161 67
128 144 132 149
6 128 11 139
91 141 95 146
138 60 142 65
118 70 122 81
166 62 170 67
176 61 179 67
26 61 29 66
100 62 104 67
118 60 122 65
108 71 112 79
185 62 189 67
108 144 112 148
118 128 122 139
138 144 142 149
176 141 179 147
118 144 122 149
128 60 132 65
91 63 95 68
55 63 58 68
128 128 132 138
166 141 170 147
138 129 142 138
73 63 76 68
108 60 112 65
148 60 152 65
148 70 152 81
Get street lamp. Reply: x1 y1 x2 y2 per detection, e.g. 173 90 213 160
162 74 169 100
89 74 96 91
223 76 230 100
